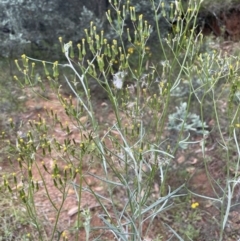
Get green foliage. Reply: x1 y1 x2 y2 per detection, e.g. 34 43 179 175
2 0 240 240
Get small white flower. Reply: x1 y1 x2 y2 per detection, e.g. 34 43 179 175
112 71 127 89
64 42 71 55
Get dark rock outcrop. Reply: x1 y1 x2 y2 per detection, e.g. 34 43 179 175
0 0 172 59
1 0 240 60
0 0 109 59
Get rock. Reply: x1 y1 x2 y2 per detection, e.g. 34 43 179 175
1 0 239 59
0 0 172 60
0 0 109 59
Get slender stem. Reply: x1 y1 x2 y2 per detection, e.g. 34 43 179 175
50 184 68 241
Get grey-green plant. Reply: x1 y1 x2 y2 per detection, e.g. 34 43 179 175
168 102 209 134
2 0 240 241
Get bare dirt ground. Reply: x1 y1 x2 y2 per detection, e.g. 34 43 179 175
201 4 240 41
3 80 238 241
